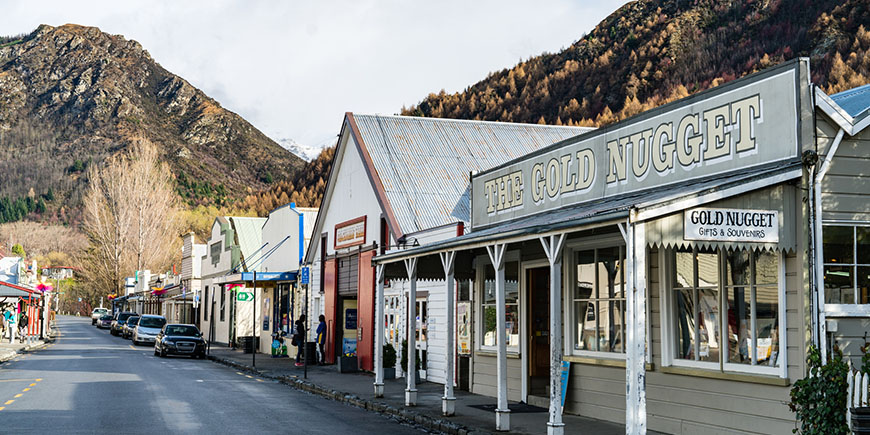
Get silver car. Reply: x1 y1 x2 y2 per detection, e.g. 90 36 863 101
132 315 167 345
91 308 109 325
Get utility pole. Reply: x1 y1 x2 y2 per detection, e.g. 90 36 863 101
252 270 257 369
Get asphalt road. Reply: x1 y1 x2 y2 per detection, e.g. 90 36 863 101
0 316 427 434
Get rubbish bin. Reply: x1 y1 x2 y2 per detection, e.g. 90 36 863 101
853 407 870 433
304 341 318 364
239 336 259 354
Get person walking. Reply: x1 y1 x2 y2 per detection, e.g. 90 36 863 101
316 314 327 365
18 310 28 343
294 315 307 367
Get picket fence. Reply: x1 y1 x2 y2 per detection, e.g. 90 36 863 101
847 361 869 430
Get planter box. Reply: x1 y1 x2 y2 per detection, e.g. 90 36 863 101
338 356 358 373
383 367 396 380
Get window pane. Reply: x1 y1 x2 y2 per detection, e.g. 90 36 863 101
673 249 694 288
697 250 719 287
506 304 519 347
725 249 750 286
823 226 854 264
483 305 497 347
674 289 695 360
755 250 779 285
576 250 595 299
859 227 870 265
506 261 519 304
859 267 870 304
824 266 855 304
574 300 595 351
484 279 496 304
698 289 720 362
756 285 780 367
598 247 623 299
598 300 625 352
727 286 752 365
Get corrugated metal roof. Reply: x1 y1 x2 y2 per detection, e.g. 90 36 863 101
228 216 266 271
831 84 870 117
352 114 591 235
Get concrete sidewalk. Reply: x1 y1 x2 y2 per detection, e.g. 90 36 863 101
207 347 626 434
0 337 51 362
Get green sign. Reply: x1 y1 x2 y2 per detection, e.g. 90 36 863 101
237 291 254 302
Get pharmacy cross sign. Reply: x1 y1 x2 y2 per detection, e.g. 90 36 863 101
236 291 254 302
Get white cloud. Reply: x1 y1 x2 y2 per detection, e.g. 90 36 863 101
1 0 626 149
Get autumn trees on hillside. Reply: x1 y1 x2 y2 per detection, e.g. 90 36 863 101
82 140 181 296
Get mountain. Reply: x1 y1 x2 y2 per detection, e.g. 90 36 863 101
278 138 321 162
403 0 870 127
0 24 306 223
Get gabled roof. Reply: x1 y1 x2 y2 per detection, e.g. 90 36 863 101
348 114 590 235
831 84 870 118
228 216 266 271
815 85 870 136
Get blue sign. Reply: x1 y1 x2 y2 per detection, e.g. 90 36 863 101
345 308 357 330
560 361 570 410
301 267 310 284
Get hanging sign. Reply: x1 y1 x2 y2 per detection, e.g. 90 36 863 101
457 302 471 356
236 291 254 302
300 267 310 285
334 216 366 249
683 208 779 243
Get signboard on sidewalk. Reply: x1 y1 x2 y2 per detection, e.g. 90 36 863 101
684 208 779 243
457 302 471 355
237 291 254 302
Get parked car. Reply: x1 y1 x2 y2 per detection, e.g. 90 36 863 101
122 316 140 339
111 312 138 336
132 315 166 346
91 308 109 325
154 324 206 358
96 314 113 329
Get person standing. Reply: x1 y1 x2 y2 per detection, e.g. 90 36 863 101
294 315 307 367
18 310 28 343
316 314 326 365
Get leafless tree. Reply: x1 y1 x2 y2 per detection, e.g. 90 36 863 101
81 140 180 295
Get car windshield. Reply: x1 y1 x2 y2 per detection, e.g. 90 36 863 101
118 313 135 322
139 317 166 328
126 317 139 325
100 315 112 320
164 325 199 337
94 309 107 313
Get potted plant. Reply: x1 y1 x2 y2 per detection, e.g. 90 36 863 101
400 339 422 383
383 343 397 380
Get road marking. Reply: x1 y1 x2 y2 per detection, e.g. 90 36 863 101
4 400 13 405
196 380 203 382
35 379 42 382
0 406 4 411
129 345 136 350
236 372 243 375
256 379 264 382
13 394 22 398
28 383 35 387
245 375 253 378
0 379 35 383
22 388 29 392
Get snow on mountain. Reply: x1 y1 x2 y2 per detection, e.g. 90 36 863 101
277 138 321 162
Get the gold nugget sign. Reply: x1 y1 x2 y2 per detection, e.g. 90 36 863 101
472 63 803 228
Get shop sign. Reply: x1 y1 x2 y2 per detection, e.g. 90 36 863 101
457 302 471 355
683 208 779 243
236 291 254 302
345 308 358 329
335 216 366 249
471 61 803 229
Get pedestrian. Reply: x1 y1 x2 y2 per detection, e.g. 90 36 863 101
3 307 14 340
294 315 306 367
18 310 28 343
316 314 327 365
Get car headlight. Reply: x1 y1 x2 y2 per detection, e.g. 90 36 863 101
164 340 176 346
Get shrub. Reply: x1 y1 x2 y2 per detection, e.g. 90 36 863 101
383 342 396 369
400 338 421 373
788 345 849 435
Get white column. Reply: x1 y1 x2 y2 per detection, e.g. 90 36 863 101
404 257 418 406
486 243 510 431
540 234 566 435
440 251 457 416
374 264 386 397
622 221 647 435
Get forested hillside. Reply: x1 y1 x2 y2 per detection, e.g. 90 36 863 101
404 0 870 127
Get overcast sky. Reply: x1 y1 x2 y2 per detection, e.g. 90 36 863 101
2 1 627 150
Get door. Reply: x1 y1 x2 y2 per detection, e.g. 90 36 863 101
527 266 550 397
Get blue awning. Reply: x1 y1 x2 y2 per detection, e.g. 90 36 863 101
213 271 298 285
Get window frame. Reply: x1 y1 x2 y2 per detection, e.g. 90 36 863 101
659 247 787 378
475 251 521 354
565 235 628 360
822 223 870 308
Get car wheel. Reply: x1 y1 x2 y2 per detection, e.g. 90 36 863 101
160 348 167 358
154 347 159 356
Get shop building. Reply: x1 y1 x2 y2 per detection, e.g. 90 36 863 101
200 216 266 347
372 59 870 433
304 112 587 377
213 203 317 355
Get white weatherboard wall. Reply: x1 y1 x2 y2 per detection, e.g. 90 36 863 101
306 134 386 337
200 218 234 345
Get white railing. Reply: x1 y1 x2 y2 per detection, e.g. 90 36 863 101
847 361 869 430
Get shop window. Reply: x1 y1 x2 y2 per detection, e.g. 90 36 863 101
823 225 870 304
220 285 226 322
479 259 519 352
665 247 783 375
573 247 625 354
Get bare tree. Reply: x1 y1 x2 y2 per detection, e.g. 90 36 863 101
81 140 180 296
